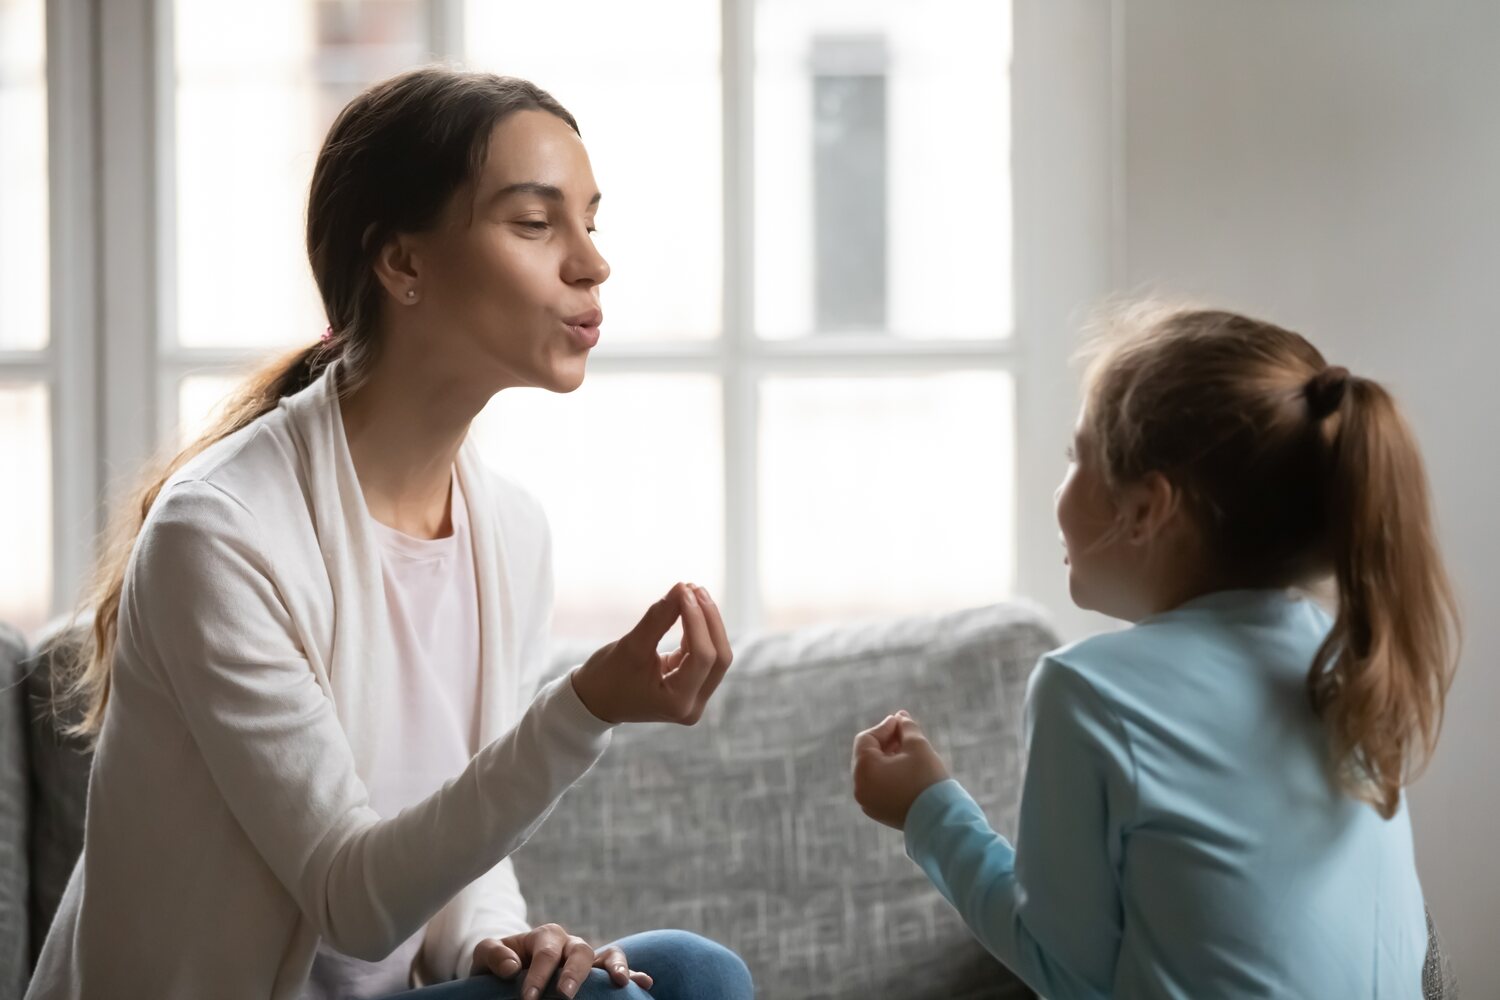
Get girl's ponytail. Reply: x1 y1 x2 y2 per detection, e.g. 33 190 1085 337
1082 305 1461 817
1308 371 1460 819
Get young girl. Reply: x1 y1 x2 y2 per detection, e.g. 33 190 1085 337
852 304 1459 997
30 69 752 1000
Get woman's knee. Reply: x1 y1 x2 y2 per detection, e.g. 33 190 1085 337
383 969 652 1000
609 930 753 997
572 967 653 1000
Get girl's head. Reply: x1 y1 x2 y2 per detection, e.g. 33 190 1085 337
65 68 603 736
1057 302 1459 817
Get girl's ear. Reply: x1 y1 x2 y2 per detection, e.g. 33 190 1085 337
1123 471 1181 546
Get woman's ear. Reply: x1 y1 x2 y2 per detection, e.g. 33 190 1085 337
1123 471 1181 546
373 232 421 303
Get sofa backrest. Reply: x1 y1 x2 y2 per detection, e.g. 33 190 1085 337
3 605 1462 1000
18 622 92 975
0 623 29 1000
509 602 1056 1000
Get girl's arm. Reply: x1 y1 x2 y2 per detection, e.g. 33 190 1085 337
902 658 1135 1000
128 479 613 963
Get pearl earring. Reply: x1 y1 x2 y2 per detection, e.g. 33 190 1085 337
405 289 416 300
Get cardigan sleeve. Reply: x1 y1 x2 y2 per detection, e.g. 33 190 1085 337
126 479 613 964
902 658 1135 999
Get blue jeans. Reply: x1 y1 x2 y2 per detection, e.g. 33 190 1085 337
379 930 753 1000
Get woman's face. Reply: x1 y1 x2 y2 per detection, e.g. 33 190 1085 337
405 109 610 393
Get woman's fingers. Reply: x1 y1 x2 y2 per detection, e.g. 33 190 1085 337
553 937 597 999
472 937 522 978
630 970 654 989
594 946 632 987
580 582 734 726
665 585 716 707
692 585 735 705
626 586 684 651
519 925 568 1000
695 585 732 662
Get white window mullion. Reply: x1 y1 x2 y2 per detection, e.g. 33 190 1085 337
0 357 47 378
45 0 100 615
1009 0 1116 641
721 0 760 635
427 0 465 63
97 0 166 490
152 0 177 451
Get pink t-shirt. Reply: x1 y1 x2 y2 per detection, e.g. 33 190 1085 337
306 470 483 998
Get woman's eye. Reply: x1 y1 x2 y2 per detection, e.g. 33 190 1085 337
518 220 549 232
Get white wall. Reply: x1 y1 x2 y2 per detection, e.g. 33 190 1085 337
1118 0 1500 989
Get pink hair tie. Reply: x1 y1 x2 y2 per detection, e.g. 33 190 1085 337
321 325 333 342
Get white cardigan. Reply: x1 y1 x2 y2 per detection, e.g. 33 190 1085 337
27 366 614 1000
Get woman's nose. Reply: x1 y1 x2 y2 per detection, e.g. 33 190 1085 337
565 236 610 287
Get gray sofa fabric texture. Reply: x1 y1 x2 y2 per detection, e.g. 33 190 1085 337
21 624 91 965
0 604 1463 999
0 623 29 1000
510 603 1053 1000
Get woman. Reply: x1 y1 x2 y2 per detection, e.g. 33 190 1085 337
30 69 754 1000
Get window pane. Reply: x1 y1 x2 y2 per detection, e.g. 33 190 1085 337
759 373 1014 629
464 1 722 342
0 383 51 634
174 0 433 349
471 375 724 641
178 372 241 445
0 0 49 351
755 0 1013 341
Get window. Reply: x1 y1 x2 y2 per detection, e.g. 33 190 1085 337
462 0 1016 635
26 0 1033 644
0 0 53 635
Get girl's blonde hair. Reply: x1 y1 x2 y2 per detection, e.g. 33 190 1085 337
1080 302 1459 819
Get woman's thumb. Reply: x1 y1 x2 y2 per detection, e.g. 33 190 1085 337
628 584 687 645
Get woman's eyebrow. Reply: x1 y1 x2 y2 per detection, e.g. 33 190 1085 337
490 182 602 207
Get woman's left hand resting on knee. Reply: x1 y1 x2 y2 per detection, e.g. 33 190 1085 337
851 711 953 829
470 582 733 997
472 924 652 998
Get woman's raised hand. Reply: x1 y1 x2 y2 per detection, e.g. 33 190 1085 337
570 582 733 725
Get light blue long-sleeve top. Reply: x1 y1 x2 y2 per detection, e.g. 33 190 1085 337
904 589 1427 999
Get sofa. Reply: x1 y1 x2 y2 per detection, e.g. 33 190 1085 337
0 603 1461 999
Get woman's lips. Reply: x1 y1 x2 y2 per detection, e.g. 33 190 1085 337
562 309 602 349
565 321 600 349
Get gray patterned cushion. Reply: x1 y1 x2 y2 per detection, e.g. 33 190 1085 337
0 622 29 1000
21 621 93 964
510 603 1057 1000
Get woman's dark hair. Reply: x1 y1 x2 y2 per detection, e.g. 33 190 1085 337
65 68 577 737
1080 302 1461 818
